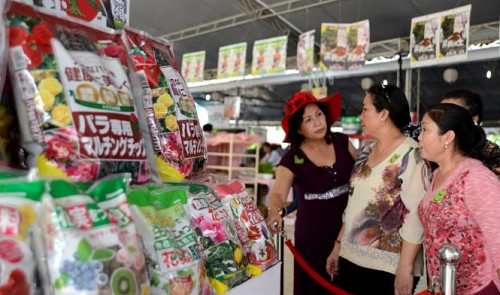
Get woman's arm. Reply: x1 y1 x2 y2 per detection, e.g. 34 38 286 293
395 240 421 294
326 224 345 279
265 165 294 233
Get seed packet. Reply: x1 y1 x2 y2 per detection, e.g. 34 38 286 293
0 178 45 295
86 174 149 293
185 190 249 293
123 28 207 182
6 2 150 184
127 187 212 295
214 181 277 274
38 179 149 294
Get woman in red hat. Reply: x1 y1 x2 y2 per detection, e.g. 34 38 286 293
326 85 430 295
266 91 357 295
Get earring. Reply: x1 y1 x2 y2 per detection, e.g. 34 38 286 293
444 142 449 149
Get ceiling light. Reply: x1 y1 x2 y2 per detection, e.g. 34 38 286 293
205 94 211 101
486 70 492 79
382 80 388 85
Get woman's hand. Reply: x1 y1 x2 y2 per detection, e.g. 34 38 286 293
394 265 414 295
326 242 341 280
265 211 283 234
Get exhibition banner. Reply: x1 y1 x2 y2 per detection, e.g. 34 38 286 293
217 42 247 79
181 51 206 83
297 30 315 74
251 36 288 76
320 20 370 71
410 4 471 68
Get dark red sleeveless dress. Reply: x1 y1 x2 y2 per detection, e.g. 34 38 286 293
279 133 354 295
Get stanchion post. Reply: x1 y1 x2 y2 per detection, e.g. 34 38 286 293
437 244 461 295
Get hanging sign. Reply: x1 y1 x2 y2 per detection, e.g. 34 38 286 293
181 51 205 83
320 20 370 71
217 42 247 79
297 30 315 74
410 4 471 68
251 35 287 76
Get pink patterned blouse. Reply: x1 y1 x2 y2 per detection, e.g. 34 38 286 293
418 158 500 295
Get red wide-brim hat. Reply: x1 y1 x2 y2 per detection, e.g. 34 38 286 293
281 91 342 142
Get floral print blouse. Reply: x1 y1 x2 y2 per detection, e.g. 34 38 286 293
340 137 430 275
418 158 500 295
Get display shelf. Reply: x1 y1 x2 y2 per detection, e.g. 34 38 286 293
206 133 261 202
226 262 282 295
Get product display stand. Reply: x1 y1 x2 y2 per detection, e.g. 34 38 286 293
226 262 282 295
206 133 261 202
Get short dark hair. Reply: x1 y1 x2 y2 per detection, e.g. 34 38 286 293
441 89 483 125
203 123 213 132
425 103 486 159
366 84 411 132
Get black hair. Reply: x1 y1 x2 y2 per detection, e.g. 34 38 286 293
441 89 483 125
425 103 486 160
203 123 213 132
287 102 334 155
366 84 411 132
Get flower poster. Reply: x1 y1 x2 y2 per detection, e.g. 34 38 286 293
346 20 370 70
217 42 247 79
320 20 370 71
410 4 471 68
410 14 439 67
251 36 287 76
181 51 205 83
224 96 241 119
438 5 471 63
297 30 315 74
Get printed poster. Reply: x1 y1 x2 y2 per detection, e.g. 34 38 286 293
297 30 315 74
320 20 370 71
410 4 471 68
224 96 241 119
217 42 247 79
32 0 129 29
181 51 205 83
251 36 287 76
438 5 471 63
410 14 439 67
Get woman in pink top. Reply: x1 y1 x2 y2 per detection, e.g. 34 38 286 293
418 103 500 295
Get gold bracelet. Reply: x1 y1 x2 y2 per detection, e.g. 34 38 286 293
267 206 287 217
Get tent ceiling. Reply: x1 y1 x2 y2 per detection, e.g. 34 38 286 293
129 0 500 124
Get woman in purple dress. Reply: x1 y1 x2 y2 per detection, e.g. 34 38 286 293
266 91 357 295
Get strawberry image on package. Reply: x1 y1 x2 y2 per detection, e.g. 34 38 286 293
6 2 150 183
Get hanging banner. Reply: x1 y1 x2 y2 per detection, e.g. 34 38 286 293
438 5 471 63
410 14 439 67
224 96 241 119
297 30 315 74
217 42 247 79
346 20 370 70
181 50 205 83
32 0 129 29
251 35 287 76
410 4 471 68
320 20 370 71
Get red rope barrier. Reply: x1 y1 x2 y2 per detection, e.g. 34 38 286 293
284 239 352 295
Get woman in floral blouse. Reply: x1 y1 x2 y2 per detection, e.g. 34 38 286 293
326 85 430 295
418 103 500 295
